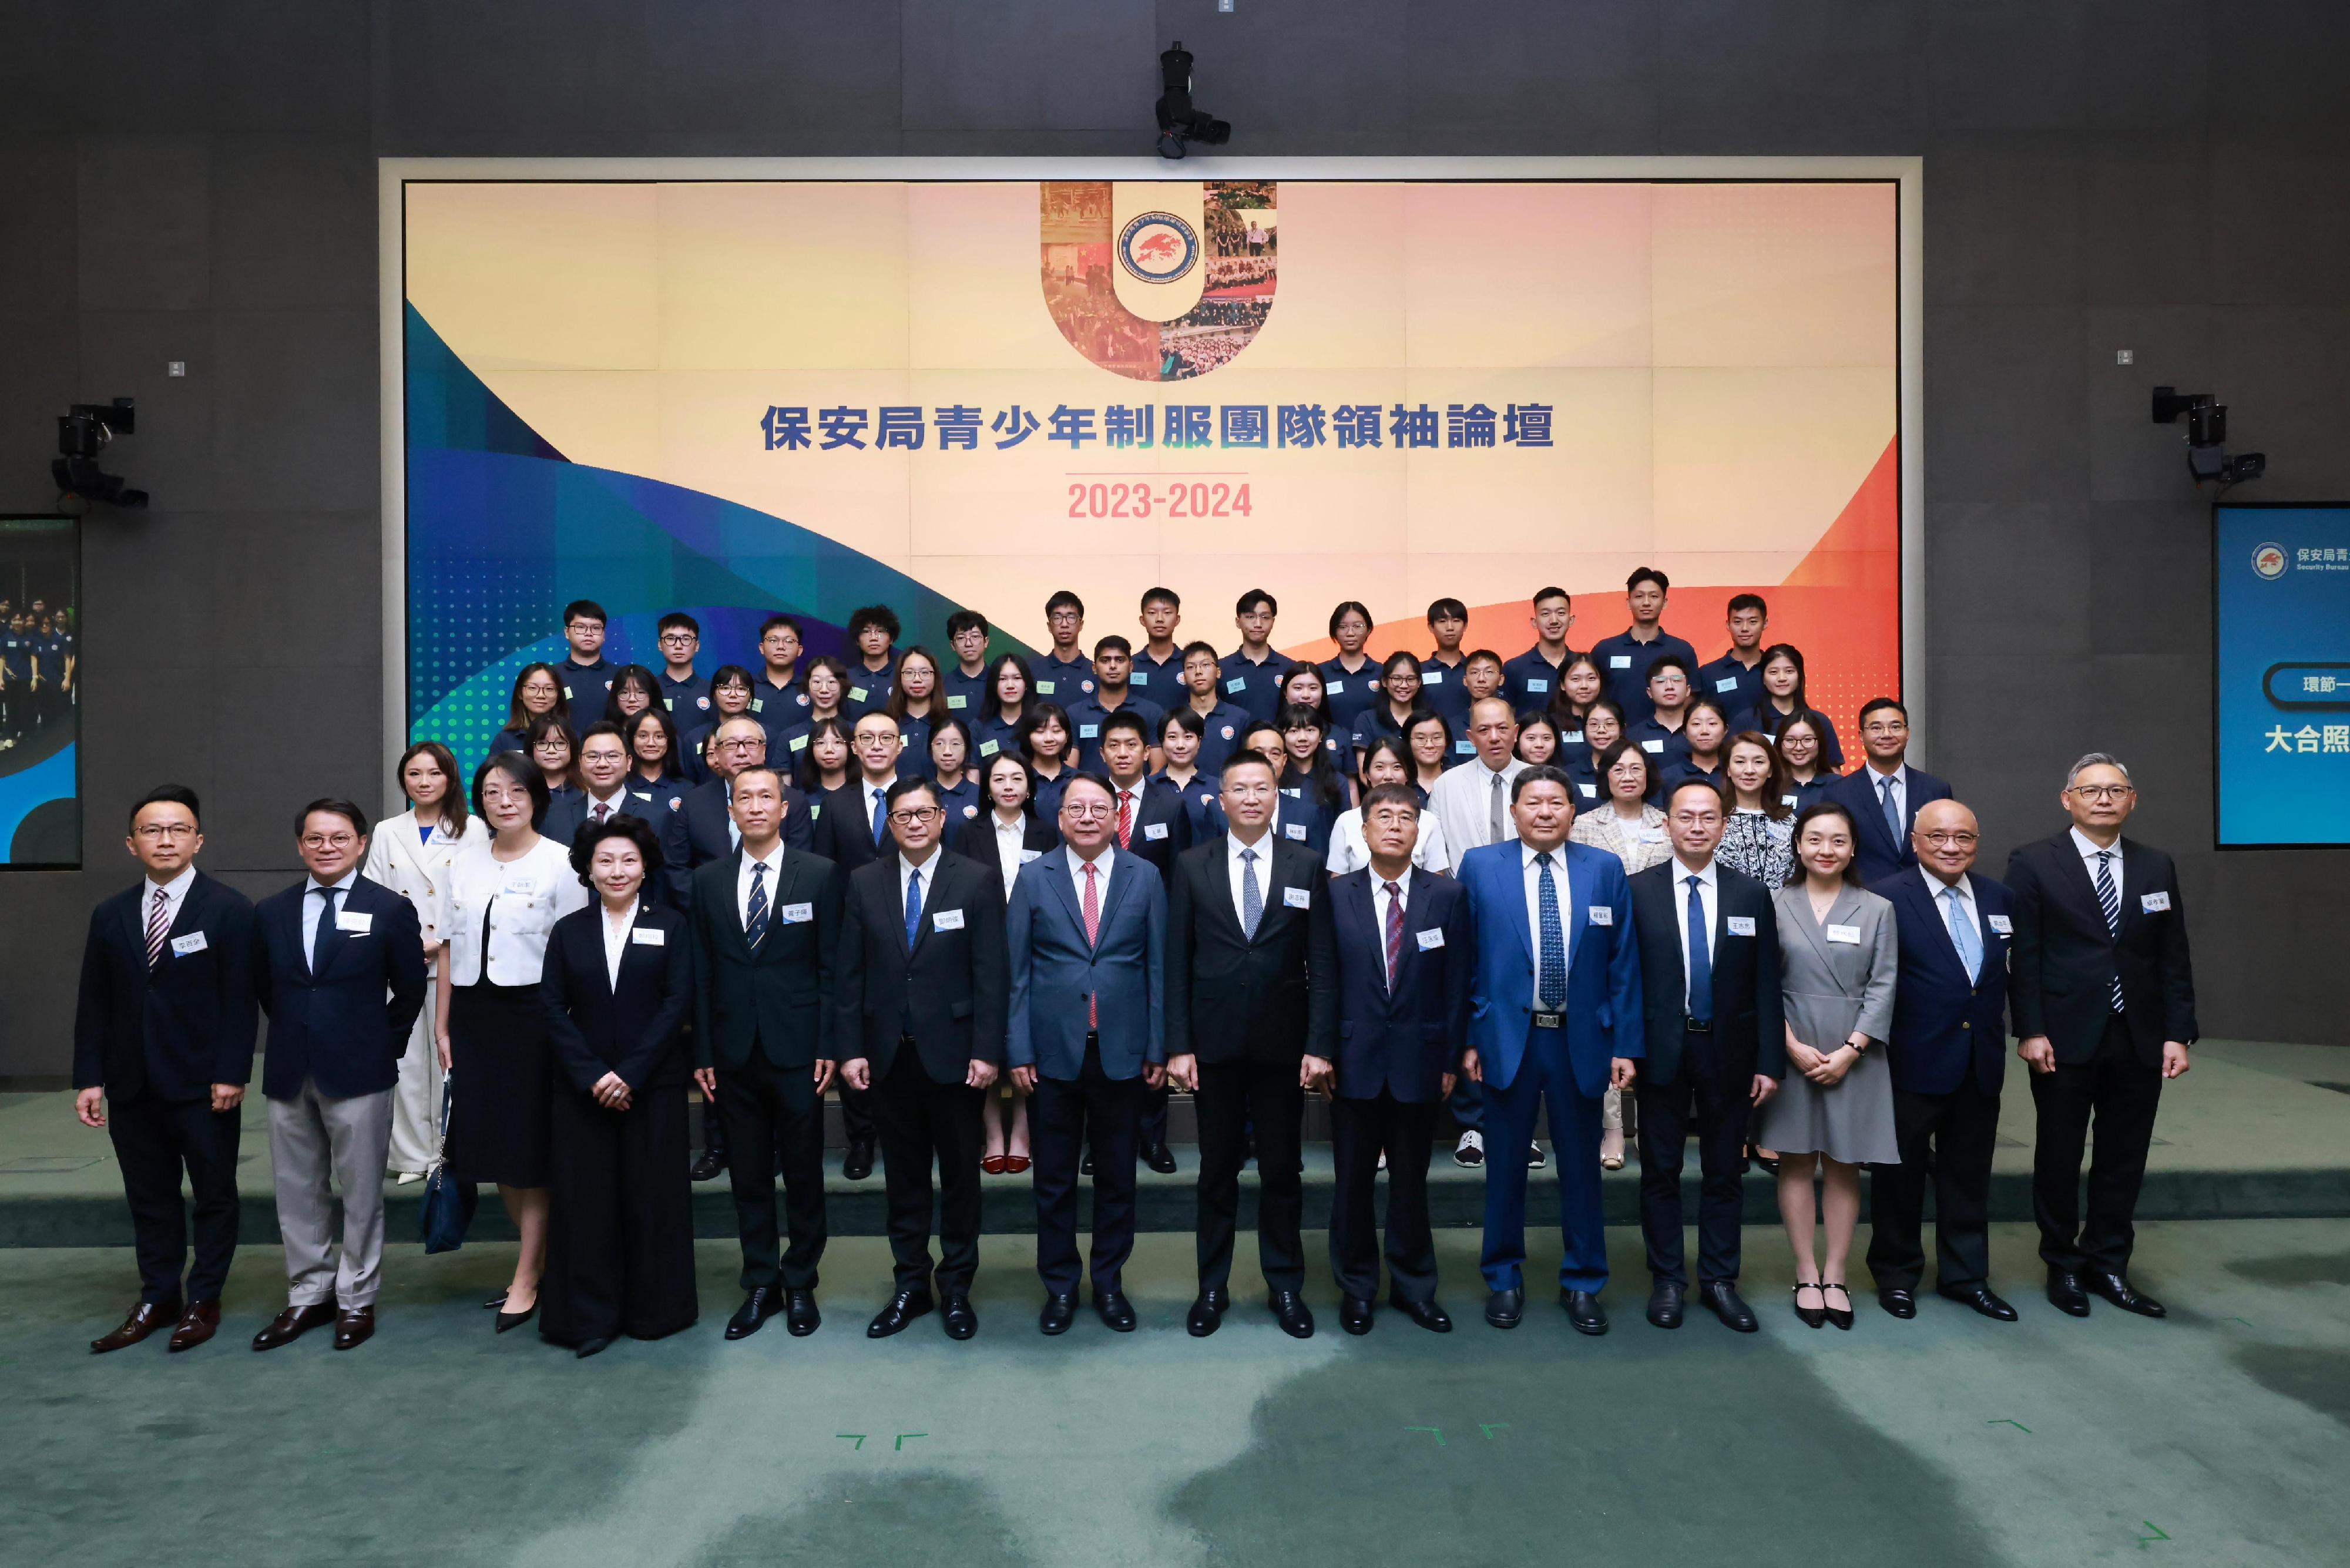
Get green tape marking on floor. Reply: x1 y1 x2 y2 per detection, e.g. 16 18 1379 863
837 1433 866 1449
1988 1419 2031 1432
1479 1423 1509 1439
2136 1522 2170 1545
895 1433 926 1451
1404 1426 1445 1447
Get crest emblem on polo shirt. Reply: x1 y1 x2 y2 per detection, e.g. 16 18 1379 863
1039 179 1278 382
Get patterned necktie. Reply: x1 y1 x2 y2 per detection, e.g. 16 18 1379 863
593 801 610 824
1117 790 1134 850
1943 885 1979 982
1536 853 1566 1010
1684 874 1714 1023
1239 846 1263 940
870 786 888 845
904 867 924 948
744 860 770 948
1081 860 1101 1029
145 887 170 968
310 886 338 975
1382 879 1405 991
2094 850 2124 1011
1878 773 1902 845
1488 770 1506 845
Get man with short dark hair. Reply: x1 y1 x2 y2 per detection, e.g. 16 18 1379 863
808 710 904 1180
1416 598 1473 733
1218 589 1284 721
655 612 711 724
545 722 644 845
1627 654 1697 775
1824 698 1953 885
1424 696 1530 1169
1179 639 1251 776
1133 587 1185 694
1589 568 1697 726
750 613 812 748
943 610 993 719
1502 587 1577 713
1035 590 1095 704
663 716 812 911
557 599 618 713
250 801 429 1353
1697 593 1770 720
75 786 259 1354
1069 636 1166 773
842 605 902 718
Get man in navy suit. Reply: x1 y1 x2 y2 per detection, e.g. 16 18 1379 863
1457 765 1642 1335
1627 777 1785 1334
1099 707 1191 1172
1867 800 2018 1322
1327 783 1475 1334
1824 697 1952 885
1006 771 1167 1336
249 800 429 1353
74 785 260 1354
542 722 656 846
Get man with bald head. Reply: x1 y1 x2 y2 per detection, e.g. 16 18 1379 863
1866 800 2019 1321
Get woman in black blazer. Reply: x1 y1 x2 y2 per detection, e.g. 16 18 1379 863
949 753 1059 1174
536 815 696 1357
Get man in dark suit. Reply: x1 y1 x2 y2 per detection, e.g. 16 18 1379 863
1867 799 2019 1322
836 777 1007 1341
1629 777 1785 1333
1100 706 1190 1172
249 799 430 1353
1007 771 1167 1335
542 721 655 845
1326 783 1474 1334
2006 753 2197 1319
688 765 841 1341
1824 697 1952 885
1166 750 1338 1339
663 714 809 1184
807 710 905 1181
73 785 260 1354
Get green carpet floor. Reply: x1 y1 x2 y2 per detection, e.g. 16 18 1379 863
5 1218 2347 1567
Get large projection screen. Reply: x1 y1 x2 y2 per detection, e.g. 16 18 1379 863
385 159 1919 777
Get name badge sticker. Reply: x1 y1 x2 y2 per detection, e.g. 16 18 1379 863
1143 822 1169 841
1283 885 1311 908
502 877 538 897
1416 926 1445 951
1716 677 1742 693
1131 671 1147 686
1587 906 1613 926
630 927 667 946
946 694 968 710
848 687 868 703
1986 914 2013 934
750 698 764 713
1078 724 1099 739
170 932 209 956
1527 678 1549 693
1780 794 1801 808
1563 731 1583 744
1579 783 1598 798
1725 915 1757 938
1640 739 1664 754
789 734 808 751
1019 848 1043 864
1826 924 1862 945
931 908 966 932
1036 680 1057 695
1325 679 1345 694
1609 655 1631 669
779 902 815 925
1422 670 1444 685
978 740 999 757
1455 740 1475 754
1226 677 1246 694
632 790 652 801
2141 891 2171 913
335 911 373 933
1284 822 1308 841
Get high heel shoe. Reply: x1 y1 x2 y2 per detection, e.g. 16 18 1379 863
495 1295 536 1334
1004 1154 1030 1174
981 1154 1010 1174
1819 1281 1854 1331
1791 1282 1826 1329
1746 1142 1781 1176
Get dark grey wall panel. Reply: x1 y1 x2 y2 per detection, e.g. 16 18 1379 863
1 0 2345 1072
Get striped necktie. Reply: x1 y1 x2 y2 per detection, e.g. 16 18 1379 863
145 887 170 968
2093 850 2124 1012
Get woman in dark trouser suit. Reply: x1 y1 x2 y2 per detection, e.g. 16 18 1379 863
538 814 697 1357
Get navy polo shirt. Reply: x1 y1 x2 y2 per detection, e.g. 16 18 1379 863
895 712 935 778
1587 629 1698 726
1185 701 1253 775
1552 714 1595 775
1317 657 1381 733
842 657 897 719
939 665 992 724
556 656 616 713
1348 704 1411 763
1066 692 1166 773
0 632 28 681
933 774 982 828
1753 704 1847 771
1562 756 1604 808
1626 716 1694 776
1414 653 1472 730
1031 653 1095 706
970 713 1024 767
1500 647 1573 714
1216 650 1284 723
1152 770 1224 843
1696 652 1767 724
659 670 713 727
1129 646 1184 700
747 676 812 750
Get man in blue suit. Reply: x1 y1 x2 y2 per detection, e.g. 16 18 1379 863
1867 799 2019 1322
250 800 429 1352
1456 764 1643 1335
75 785 260 1355
1007 771 1167 1336
1823 697 1952 885
1327 783 1476 1335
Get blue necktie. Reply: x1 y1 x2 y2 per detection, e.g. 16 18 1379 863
744 861 770 948
1684 874 1713 1023
870 785 888 845
1535 852 1566 1010
1878 773 1902 845
904 867 924 948
2094 851 2124 1012
1943 885 1979 982
1239 846 1263 941
309 887 337 975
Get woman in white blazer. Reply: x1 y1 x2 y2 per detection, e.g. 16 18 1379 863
362 741 485 1181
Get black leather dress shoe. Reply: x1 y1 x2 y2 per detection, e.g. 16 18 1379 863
1144 1142 1179 1174
1339 1296 1375 1335
1186 1288 1230 1337
1646 1281 1685 1329
2046 1269 2092 1317
2088 1272 2166 1318
841 1140 875 1181
1039 1292 1077 1335
93 1294 182 1355
1391 1296 1452 1333
251 1301 337 1352
689 1151 726 1182
1095 1288 1137 1332
726 1287 780 1340
1485 1287 1525 1329
1269 1290 1315 1339
1562 1289 1608 1335
576 1337 612 1359
941 1294 978 1340
1878 1287 1918 1319
332 1305 375 1350
867 1289 935 1338
1938 1281 2019 1321
784 1288 821 1336
1698 1281 1758 1333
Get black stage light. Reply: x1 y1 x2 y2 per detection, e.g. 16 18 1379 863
52 397 149 512
2152 385 2264 489
1155 42 1231 160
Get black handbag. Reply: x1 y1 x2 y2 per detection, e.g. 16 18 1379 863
418 1071 477 1254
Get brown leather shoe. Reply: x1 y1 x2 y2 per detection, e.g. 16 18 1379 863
166 1301 221 1353
91 1295 182 1354
250 1302 337 1352
332 1305 375 1351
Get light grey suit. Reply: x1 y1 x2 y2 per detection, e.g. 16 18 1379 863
1753 884 1900 1163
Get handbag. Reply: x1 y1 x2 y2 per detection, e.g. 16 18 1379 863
418 1070 478 1254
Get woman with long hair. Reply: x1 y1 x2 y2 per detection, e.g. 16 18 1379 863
1775 711 1839 813
1562 699 1630 806
1018 702 1075 820
1718 731 1796 887
1670 698 1733 790
1275 701 1347 853
796 716 852 798
681 664 757 785
1402 710 1451 803
619 708 689 816
602 664 662 727
1515 710 1561 768
1545 653 1609 773
1326 734 1451 875
1349 651 1426 768
526 716 582 819
951 751 1058 1176
973 652 1034 767
1752 644 1845 768
887 646 944 778
489 663 568 757
928 715 981 825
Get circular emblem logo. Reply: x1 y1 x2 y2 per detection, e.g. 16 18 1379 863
1117 212 1199 284
2252 542 2288 579
696 695 710 710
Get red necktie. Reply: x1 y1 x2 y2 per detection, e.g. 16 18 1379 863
1082 861 1101 1028
593 802 610 824
1116 791 1134 850
1382 880 1405 991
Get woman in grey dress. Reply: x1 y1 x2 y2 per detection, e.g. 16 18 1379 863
1755 801 1899 1330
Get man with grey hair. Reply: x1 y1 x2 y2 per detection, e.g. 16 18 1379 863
2004 752 2197 1320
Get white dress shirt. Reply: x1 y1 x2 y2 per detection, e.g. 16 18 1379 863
900 847 942 925
860 775 898 848
1113 782 1148 845
301 868 361 970
1671 856 1720 1004
1226 828 1277 928
1866 763 1909 832
991 813 1029 901
1326 807 1450 876
1065 844 1115 912
1520 841 1576 1003
580 785 629 827
600 900 640 988
1426 754 1528 863
1921 864 1980 973
1370 867 1413 986
2069 825 2123 887
737 842 788 928
143 865 196 935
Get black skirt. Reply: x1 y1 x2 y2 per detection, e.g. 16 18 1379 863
447 978 554 1188
540 1081 697 1347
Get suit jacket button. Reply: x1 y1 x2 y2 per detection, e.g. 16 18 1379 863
1960 1021 1970 1029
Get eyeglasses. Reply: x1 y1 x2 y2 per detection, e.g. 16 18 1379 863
2068 784 2134 802
715 737 763 752
888 807 941 825
299 832 358 851
532 740 570 753
659 631 695 643
1064 802 1112 820
1920 831 1979 847
134 823 197 841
